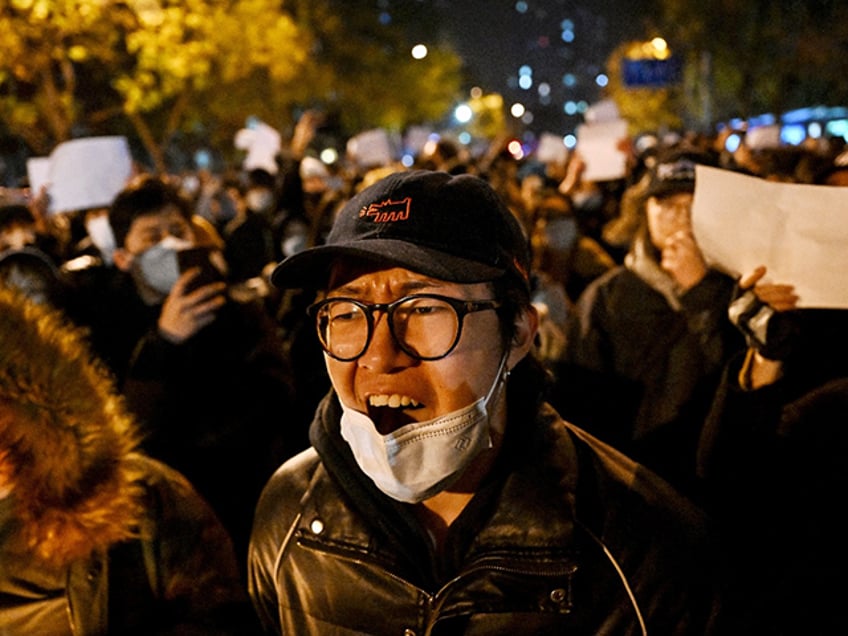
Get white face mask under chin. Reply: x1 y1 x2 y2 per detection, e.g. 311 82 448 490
339 350 510 504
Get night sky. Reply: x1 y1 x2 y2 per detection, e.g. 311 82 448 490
427 0 657 135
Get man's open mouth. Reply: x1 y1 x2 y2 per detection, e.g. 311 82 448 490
367 394 423 434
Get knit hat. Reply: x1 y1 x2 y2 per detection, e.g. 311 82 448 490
271 170 530 291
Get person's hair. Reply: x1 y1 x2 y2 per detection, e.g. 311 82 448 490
108 174 192 247
0 204 35 233
631 208 662 261
491 274 530 344
0 247 67 308
490 273 551 423
248 167 277 190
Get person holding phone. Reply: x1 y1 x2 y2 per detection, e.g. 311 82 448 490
66 175 301 575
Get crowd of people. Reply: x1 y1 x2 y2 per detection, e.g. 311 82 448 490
1 110 847 634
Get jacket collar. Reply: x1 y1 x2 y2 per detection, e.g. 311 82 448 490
625 234 682 310
308 396 589 579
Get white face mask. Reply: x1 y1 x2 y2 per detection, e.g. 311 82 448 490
134 236 192 296
339 350 510 503
245 188 275 214
84 214 116 264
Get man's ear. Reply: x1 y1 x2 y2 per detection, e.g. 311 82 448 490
112 248 133 272
507 304 539 370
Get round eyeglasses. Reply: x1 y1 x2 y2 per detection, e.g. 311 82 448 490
307 294 502 362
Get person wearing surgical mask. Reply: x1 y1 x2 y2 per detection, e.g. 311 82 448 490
60 174 232 384
111 184 225 311
248 170 740 635
66 175 299 572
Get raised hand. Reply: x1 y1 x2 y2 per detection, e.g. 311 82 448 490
157 270 226 343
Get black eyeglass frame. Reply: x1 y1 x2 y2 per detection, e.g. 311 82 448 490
307 293 502 362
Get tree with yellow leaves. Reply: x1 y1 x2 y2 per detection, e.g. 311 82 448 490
0 0 309 170
0 0 463 173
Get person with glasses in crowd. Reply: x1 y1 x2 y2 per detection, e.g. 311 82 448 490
247 169 740 635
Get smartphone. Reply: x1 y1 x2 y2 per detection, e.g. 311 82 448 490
177 247 224 293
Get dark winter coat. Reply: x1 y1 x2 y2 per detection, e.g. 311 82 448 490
248 393 735 635
66 265 302 559
555 240 741 494
0 287 258 635
697 351 848 635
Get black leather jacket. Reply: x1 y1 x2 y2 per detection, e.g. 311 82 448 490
249 395 731 635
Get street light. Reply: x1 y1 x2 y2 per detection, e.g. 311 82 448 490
623 37 680 88
648 38 670 59
454 103 473 124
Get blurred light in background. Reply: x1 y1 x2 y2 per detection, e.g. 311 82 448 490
319 147 338 164
454 103 473 123
507 139 524 159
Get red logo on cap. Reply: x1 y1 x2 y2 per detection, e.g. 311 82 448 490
360 197 411 223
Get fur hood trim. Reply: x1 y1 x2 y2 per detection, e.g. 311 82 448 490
624 233 683 311
0 287 144 566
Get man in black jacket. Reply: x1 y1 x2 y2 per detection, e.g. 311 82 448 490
249 169 739 635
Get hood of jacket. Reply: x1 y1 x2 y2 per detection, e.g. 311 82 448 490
0 287 144 566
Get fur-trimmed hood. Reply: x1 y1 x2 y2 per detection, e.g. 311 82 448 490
624 232 683 311
0 286 144 566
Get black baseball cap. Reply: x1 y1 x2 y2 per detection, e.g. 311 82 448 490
643 146 713 200
271 170 531 291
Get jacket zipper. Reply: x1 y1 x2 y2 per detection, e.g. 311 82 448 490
299 537 579 635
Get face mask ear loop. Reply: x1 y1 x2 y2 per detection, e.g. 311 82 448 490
482 346 511 410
